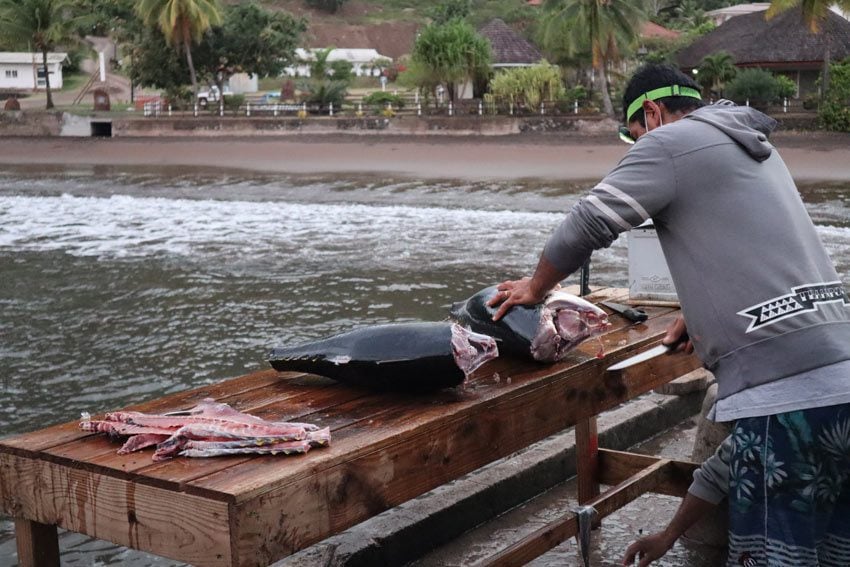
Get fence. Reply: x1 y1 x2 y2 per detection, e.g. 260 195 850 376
140 95 818 120
140 97 600 119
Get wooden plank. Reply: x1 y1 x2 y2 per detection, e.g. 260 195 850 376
222 361 699 561
481 459 673 566
597 449 696 497
0 370 287 454
14 518 59 567
42 374 371 481
0 452 232 566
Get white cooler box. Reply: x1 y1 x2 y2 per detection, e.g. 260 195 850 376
628 221 679 304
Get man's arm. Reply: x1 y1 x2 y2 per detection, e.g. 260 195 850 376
622 492 717 567
622 435 732 565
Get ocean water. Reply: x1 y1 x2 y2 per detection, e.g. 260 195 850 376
0 167 848 566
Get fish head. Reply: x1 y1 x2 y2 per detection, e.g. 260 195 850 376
530 292 611 362
450 323 499 376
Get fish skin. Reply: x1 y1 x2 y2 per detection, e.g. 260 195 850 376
450 286 610 362
268 322 498 392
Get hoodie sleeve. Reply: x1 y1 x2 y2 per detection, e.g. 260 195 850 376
542 135 677 276
688 435 732 505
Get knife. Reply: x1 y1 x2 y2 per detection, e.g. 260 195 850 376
606 332 690 372
601 301 648 323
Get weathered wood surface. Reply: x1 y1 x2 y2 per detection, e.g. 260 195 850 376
0 287 701 566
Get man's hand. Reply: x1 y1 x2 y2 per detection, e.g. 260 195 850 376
663 316 694 354
486 276 550 321
622 531 676 566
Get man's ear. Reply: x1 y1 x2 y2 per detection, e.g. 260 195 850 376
642 99 659 122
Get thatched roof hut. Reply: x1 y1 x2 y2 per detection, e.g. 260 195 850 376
676 7 850 96
479 19 543 68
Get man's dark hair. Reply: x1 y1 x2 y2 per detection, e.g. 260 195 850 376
622 63 705 126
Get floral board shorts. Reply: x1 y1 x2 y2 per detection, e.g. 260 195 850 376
728 403 850 567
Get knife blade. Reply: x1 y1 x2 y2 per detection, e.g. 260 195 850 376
606 332 690 372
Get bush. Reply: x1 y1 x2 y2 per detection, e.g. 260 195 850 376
225 94 245 112
725 68 782 108
775 74 796 99
362 91 405 110
163 86 192 109
819 58 850 132
563 85 589 102
488 61 564 112
305 0 346 13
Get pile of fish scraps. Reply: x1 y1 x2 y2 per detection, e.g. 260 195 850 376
80 398 329 461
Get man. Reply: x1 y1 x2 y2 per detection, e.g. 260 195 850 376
488 63 850 566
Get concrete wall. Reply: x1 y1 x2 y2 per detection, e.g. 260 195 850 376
112 115 617 138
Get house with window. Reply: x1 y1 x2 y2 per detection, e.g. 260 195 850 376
0 52 68 91
286 48 392 78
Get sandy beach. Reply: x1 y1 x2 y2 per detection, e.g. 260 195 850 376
1 131 849 183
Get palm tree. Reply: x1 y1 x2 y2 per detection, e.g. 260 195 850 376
0 0 79 109
135 0 223 98
697 51 737 98
766 0 850 32
540 0 646 117
766 0 850 93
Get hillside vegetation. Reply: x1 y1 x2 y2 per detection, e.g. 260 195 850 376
244 0 536 58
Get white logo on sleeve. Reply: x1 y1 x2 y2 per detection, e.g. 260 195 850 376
737 281 850 333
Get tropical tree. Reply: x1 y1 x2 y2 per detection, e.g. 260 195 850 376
411 19 491 103
818 58 850 131
195 3 305 110
696 51 737 97
0 0 82 109
135 0 223 97
766 0 850 32
540 0 645 116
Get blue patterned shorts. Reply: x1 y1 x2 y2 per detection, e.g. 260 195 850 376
728 403 850 566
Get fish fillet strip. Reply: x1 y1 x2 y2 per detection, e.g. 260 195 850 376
80 398 330 461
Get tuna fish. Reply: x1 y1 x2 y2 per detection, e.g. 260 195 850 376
450 286 610 362
268 322 498 391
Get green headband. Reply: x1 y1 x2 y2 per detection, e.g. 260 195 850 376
626 85 702 123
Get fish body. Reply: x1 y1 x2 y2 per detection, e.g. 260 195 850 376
450 286 610 362
268 322 498 391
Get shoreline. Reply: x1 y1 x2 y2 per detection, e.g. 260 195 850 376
2 130 849 183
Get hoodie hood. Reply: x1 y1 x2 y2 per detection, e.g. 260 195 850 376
684 101 778 162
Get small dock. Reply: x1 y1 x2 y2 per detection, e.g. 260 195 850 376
0 287 702 566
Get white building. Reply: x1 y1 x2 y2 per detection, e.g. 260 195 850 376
706 2 849 26
0 52 68 91
706 3 770 26
287 48 392 78
227 72 258 94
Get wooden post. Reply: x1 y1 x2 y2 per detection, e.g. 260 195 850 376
15 518 60 567
576 417 600 508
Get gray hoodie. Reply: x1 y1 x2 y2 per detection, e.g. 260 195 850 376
543 103 850 400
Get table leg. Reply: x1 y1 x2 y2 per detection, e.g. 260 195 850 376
14 518 59 567
575 416 600 526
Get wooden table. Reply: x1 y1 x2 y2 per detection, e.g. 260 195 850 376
0 288 701 567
